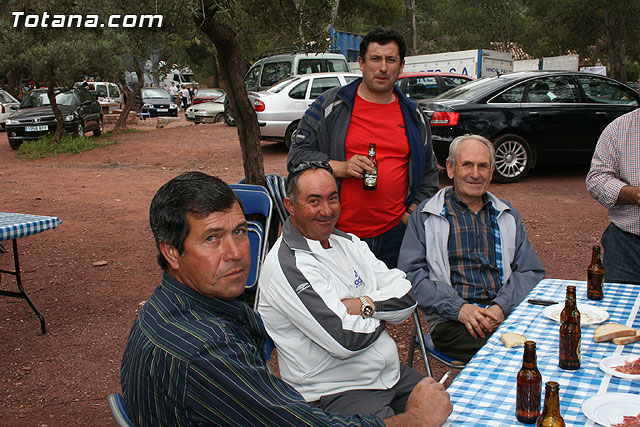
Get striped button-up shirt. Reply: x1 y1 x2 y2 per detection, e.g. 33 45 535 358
120 273 384 426
586 108 640 236
443 188 503 300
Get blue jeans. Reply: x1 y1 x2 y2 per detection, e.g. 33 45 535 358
601 223 640 285
362 220 406 269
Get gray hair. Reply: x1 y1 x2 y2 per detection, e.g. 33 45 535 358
447 134 495 170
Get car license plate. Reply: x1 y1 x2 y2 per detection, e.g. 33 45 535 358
25 125 48 132
157 108 168 112
187 113 194 118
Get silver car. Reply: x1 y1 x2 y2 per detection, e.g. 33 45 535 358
0 89 20 130
250 72 360 148
185 96 225 124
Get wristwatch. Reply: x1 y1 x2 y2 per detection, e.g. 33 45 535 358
359 296 375 318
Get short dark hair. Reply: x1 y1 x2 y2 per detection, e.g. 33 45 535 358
149 171 241 270
359 28 406 62
286 161 334 204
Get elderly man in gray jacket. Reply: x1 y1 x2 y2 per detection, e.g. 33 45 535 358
398 134 545 363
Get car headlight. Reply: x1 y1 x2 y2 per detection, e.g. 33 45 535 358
170 103 177 109
64 114 76 122
6 118 18 125
143 103 153 109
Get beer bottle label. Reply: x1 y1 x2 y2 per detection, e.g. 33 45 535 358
364 169 377 186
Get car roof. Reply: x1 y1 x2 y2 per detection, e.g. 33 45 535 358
399 72 474 79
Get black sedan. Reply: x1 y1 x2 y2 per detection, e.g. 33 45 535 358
134 88 178 117
424 71 640 182
396 72 474 102
6 88 103 150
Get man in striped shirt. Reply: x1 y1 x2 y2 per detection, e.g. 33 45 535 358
399 135 545 363
586 108 640 284
120 171 448 426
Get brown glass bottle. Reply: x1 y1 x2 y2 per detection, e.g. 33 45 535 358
362 143 378 191
516 341 542 424
559 285 581 370
587 245 604 300
536 381 565 427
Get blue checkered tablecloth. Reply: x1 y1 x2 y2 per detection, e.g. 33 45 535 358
444 278 640 426
0 212 62 241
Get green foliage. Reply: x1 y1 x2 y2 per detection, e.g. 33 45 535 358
17 134 117 159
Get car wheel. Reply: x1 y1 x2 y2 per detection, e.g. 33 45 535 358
214 113 224 123
284 122 299 150
492 134 533 183
224 112 236 127
93 117 103 137
76 122 85 137
8 137 21 150
1 123 5 131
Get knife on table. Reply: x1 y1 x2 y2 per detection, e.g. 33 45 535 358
527 299 558 306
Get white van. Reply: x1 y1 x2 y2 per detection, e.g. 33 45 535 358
244 50 349 92
76 82 123 114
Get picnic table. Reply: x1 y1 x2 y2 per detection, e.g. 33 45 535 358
444 278 640 426
0 212 62 334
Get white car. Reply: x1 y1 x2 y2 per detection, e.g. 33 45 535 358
185 97 225 124
250 72 360 148
0 89 20 130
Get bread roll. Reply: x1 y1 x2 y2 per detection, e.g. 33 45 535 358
593 322 636 343
501 333 527 348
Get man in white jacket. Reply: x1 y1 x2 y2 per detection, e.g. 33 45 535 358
258 161 451 423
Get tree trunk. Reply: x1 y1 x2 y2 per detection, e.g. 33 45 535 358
602 5 617 78
195 2 265 186
411 0 418 55
47 77 65 144
212 54 220 88
113 61 144 133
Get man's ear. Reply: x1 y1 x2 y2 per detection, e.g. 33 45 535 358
159 241 181 270
284 197 294 217
446 160 455 180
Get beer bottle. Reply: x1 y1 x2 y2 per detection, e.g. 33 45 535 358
516 341 542 424
362 143 378 191
536 381 565 427
587 245 604 300
559 285 581 370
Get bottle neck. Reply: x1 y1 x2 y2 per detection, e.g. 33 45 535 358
542 387 561 414
522 343 537 368
590 246 601 265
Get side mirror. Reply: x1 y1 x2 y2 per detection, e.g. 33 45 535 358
10 105 18 111
81 100 92 106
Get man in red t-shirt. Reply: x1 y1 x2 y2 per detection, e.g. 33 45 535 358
287 28 439 268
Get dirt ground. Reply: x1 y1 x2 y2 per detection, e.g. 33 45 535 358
0 114 610 426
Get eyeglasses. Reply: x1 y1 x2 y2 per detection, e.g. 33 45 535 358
288 160 333 176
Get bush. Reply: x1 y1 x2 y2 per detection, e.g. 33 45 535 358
17 134 117 159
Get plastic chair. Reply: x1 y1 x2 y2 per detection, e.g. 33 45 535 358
408 310 466 372
265 173 289 225
136 106 152 125
107 393 135 427
245 221 264 290
230 184 273 309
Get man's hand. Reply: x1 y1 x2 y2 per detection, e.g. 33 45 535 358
486 304 505 330
341 296 374 316
329 155 375 179
384 377 452 427
617 185 640 206
457 303 500 339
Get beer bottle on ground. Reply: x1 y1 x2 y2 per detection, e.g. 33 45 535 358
363 143 378 191
516 341 542 424
536 381 565 427
559 285 581 370
587 245 604 300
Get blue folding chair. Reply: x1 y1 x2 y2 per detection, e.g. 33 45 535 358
408 310 466 372
107 393 135 427
265 173 289 225
230 184 273 309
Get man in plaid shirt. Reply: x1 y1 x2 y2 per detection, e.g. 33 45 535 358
399 135 545 363
586 108 640 284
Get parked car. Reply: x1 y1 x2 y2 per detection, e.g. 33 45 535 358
423 70 640 182
134 88 178 117
249 72 360 148
5 87 103 150
244 49 350 92
185 97 225 123
192 88 225 105
220 94 235 126
396 72 474 103
0 89 20 130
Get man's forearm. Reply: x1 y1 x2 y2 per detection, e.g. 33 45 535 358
616 185 640 205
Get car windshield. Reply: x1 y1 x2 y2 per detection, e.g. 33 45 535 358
0 90 19 104
434 75 521 101
20 90 76 107
267 76 301 93
143 89 171 99
197 89 224 98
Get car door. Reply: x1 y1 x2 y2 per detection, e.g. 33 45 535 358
307 76 342 107
574 74 640 154
76 89 99 130
517 75 586 164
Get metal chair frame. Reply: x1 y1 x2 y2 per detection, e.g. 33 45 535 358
107 393 135 427
265 173 289 225
408 310 467 372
